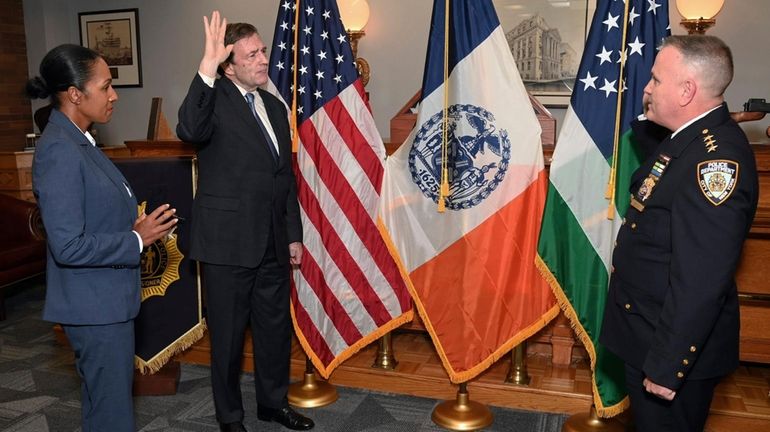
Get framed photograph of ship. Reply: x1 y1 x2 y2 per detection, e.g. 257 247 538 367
79 9 142 87
493 0 596 107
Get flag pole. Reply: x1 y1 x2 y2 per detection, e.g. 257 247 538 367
505 342 530 385
437 0 450 213
371 332 399 370
604 0 633 220
290 0 301 153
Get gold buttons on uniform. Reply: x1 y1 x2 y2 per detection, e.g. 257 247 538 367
682 359 689 366
677 372 684 378
631 223 637 230
624 303 631 310
690 346 697 353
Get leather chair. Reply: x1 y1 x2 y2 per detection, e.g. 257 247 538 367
0 193 46 320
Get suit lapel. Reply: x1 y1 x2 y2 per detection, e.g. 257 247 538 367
220 78 279 169
259 88 288 168
48 111 137 218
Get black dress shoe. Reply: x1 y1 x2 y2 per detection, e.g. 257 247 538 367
219 421 248 432
257 406 314 430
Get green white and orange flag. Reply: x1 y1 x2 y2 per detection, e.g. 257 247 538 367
536 0 670 417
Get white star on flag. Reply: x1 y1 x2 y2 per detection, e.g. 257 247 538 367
596 46 613 65
580 71 598 90
604 13 620 31
629 7 640 25
648 0 661 14
599 78 618 97
628 37 645 56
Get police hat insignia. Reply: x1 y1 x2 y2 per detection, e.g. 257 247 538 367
698 160 738 206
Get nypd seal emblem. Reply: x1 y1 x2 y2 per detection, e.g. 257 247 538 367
137 202 183 301
698 159 738 206
408 104 510 210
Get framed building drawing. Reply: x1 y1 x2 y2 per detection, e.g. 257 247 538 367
79 9 142 87
494 0 596 107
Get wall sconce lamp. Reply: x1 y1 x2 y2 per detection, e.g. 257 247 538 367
676 0 725 34
338 0 371 86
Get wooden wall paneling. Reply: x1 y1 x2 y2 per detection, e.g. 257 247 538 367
0 0 32 152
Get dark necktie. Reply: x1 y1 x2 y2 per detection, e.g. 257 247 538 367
245 92 279 162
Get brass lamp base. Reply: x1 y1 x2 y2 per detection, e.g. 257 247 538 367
562 405 626 432
288 358 338 408
680 18 715 35
431 384 493 431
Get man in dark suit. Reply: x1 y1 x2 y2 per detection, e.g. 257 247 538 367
601 35 758 431
176 11 312 432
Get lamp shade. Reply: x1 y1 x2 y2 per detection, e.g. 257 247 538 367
338 0 370 31
676 0 725 19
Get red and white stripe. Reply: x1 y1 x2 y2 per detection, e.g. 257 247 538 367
286 79 413 376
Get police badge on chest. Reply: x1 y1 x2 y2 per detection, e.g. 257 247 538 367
630 153 672 212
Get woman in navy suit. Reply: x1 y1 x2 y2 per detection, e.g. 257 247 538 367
28 44 177 432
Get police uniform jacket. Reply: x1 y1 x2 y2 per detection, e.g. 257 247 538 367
600 104 758 391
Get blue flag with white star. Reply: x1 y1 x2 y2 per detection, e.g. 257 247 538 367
536 0 670 417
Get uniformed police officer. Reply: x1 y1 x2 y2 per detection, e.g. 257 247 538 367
600 35 759 432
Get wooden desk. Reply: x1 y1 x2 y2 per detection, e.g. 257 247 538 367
0 151 34 201
0 147 130 202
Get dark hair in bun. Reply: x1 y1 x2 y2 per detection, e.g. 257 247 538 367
25 44 101 107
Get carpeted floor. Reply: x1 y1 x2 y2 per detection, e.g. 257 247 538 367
0 279 567 431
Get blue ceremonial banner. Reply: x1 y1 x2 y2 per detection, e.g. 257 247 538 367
113 157 205 373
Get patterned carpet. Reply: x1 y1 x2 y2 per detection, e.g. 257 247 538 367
0 279 567 431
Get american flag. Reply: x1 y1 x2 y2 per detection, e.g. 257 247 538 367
267 0 413 377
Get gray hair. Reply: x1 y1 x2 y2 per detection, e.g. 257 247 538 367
660 35 733 98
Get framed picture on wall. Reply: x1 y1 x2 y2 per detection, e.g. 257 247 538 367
79 8 142 87
493 0 596 107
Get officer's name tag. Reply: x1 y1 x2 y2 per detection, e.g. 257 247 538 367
698 160 738 206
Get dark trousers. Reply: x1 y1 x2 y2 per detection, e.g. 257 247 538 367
625 364 720 432
63 320 135 432
202 242 292 424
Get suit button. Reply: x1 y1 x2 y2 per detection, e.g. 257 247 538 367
624 303 631 310
690 345 697 352
677 372 684 378
682 359 689 366
631 223 637 230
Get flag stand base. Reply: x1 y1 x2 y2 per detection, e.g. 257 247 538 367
431 383 493 431
372 332 398 370
505 342 530 385
562 405 626 432
288 357 338 408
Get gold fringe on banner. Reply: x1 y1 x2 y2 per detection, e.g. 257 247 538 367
135 320 207 375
